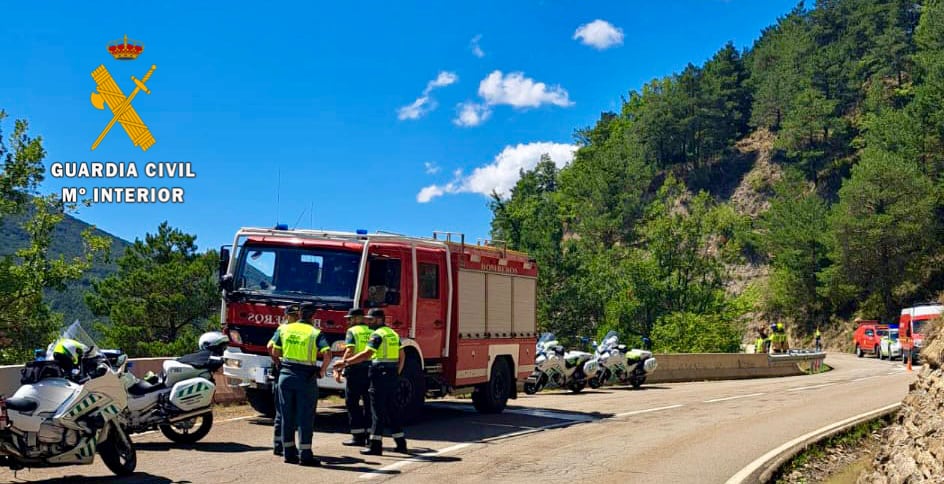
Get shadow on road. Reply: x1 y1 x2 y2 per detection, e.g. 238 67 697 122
5 472 183 483
245 400 606 445
134 441 270 453
611 385 672 391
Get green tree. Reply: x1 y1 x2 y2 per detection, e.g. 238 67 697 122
749 6 813 130
0 111 108 363
827 150 939 320
759 169 830 331
86 222 220 357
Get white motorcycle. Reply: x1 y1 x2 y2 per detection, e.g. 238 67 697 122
0 322 137 476
109 332 227 444
589 331 658 389
524 333 597 394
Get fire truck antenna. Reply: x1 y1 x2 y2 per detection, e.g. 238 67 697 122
276 168 281 225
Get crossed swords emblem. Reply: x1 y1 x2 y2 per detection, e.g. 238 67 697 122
89 64 156 151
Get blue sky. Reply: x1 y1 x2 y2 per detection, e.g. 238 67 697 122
0 0 799 251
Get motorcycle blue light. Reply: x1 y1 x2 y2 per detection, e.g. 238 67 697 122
275 224 289 230
356 229 368 235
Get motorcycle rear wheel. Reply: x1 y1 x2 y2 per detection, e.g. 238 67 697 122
159 412 214 444
99 424 137 476
569 381 586 393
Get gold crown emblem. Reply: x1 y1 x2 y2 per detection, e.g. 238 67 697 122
107 35 144 60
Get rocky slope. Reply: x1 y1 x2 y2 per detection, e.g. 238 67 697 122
858 319 944 483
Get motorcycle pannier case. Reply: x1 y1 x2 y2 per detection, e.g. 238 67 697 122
168 377 215 411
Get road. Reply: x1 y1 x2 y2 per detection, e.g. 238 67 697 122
1 353 912 484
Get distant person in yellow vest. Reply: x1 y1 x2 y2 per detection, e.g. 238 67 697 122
334 308 407 456
771 322 787 353
814 327 822 352
270 302 330 466
337 308 373 447
755 329 769 354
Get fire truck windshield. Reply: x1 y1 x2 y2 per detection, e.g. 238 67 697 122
232 244 360 303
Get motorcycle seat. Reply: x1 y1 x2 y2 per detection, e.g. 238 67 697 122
5 397 38 413
127 380 166 396
175 350 222 370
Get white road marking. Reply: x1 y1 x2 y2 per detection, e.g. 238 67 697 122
358 443 473 480
614 404 684 418
850 376 878 382
786 382 835 392
704 393 765 403
725 403 901 484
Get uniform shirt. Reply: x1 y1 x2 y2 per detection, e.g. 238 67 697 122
365 326 400 364
345 324 373 367
271 322 329 366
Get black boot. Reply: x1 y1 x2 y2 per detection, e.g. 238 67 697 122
283 447 299 464
360 440 382 456
299 451 321 467
394 437 408 454
343 434 367 447
273 443 283 456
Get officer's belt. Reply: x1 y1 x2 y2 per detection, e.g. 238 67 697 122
371 360 398 367
281 360 319 370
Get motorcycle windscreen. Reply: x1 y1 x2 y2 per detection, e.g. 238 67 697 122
46 320 100 360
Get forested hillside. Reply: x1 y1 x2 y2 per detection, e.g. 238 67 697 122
0 209 128 325
490 0 944 351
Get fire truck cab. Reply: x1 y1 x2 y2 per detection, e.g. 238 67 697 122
899 303 942 365
218 227 538 419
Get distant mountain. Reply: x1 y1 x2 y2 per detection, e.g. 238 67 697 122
0 210 130 324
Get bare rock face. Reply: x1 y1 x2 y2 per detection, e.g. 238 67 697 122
859 322 944 483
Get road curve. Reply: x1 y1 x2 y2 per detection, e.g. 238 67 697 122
0 353 911 484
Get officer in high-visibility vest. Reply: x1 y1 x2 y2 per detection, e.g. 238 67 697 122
270 302 330 466
334 308 407 456
814 328 822 352
338 308 372 447
267 303 300 456
51 338 89 374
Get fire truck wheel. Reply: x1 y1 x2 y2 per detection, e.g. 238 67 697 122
246 388 277 419
473 359 511 414
396 354 426 424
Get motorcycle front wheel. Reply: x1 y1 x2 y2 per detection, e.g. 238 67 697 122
569 381 586 393
588 377 601 389
100 424 137 476
159 412 214 444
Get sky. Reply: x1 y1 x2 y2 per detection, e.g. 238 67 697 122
0 0 799 251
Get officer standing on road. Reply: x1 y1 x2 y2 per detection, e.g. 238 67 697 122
814 327 823 352
270 302 331 466
267 303 300 456
337 308 373 447
334 308 407 456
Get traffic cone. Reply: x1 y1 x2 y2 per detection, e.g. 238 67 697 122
907 351 912 372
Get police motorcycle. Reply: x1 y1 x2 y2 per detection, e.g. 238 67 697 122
587 331 658 389
523 332 597 394
0 321 137 476
109 331 228 444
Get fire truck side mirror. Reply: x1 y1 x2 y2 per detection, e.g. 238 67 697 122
218 246 231 279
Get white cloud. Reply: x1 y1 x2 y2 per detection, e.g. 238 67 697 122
478 71 573 108
416 142 578 203
452 71 572 126
424 161 441 175
453 102 492 127
574 19 624 50
470 34 485 58
397 71 459 121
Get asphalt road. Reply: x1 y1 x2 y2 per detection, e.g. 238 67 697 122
1 353 912 484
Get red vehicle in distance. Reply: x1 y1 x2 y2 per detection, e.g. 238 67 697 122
853 320 887 358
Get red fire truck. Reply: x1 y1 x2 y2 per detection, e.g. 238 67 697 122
218 226 538 419
899 302 943 365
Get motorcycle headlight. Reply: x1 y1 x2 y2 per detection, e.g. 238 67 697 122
535 354 546 365
228 330 242 345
